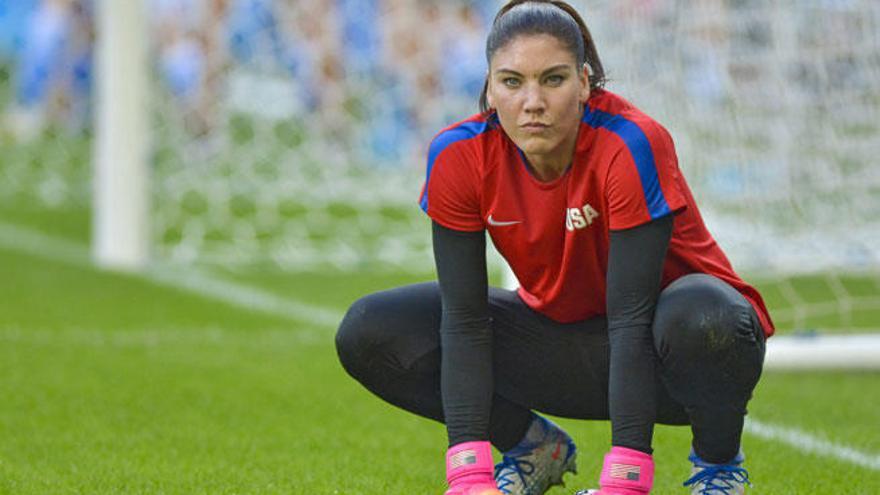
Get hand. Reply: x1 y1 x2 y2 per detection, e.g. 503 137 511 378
445 441 503 495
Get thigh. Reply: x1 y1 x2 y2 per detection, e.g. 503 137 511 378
344 283 689 423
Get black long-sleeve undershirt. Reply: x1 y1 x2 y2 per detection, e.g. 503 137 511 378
606 215 673 453
433 221 492 446
433 215 673 450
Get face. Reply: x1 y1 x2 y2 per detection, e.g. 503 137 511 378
486 34 590 171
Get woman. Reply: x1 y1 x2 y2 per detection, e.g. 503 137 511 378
336 1 772 494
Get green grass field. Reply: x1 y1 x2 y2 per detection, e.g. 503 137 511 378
1 203 879 494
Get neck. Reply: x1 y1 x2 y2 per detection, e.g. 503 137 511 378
525 155 569 181
523 134 579 182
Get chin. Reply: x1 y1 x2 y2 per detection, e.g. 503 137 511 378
516 137 556 156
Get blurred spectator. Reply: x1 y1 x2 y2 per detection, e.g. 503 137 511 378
0 0 41 61
337 0 382 79
153 0 229 136
438 3 489 118
227 0 306 78
153 0 204 102
5 0 92 140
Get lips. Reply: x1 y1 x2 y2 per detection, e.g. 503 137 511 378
521 122 550 133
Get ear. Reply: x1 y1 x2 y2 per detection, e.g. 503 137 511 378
579 63 591 102
485 73 495 109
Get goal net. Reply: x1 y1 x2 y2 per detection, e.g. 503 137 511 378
1 0 878 334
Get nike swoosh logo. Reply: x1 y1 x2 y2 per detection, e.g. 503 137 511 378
487 215 521 227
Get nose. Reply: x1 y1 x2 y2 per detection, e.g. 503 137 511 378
522 82 546 114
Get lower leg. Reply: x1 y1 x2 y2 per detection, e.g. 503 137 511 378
688 405 747 463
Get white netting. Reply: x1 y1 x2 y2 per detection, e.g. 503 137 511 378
1 0 879 329
144 0 880 275
149 0 499 271
598 0 880 275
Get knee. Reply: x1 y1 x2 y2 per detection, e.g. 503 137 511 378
657 305 751 360
653 275 756 360
335 294 384 379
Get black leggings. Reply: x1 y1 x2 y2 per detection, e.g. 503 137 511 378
335 273 765 463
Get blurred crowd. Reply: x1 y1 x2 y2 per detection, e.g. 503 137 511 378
0 0 499 160
1 0 876 162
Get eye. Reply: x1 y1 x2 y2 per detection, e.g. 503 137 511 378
545 74 565 86
502 77 521 88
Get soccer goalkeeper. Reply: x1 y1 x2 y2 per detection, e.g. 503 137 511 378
336 1 773 494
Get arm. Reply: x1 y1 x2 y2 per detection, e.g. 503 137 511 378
433 221 502 494
593 215 673 494
606 214 673 453
432 220 492 446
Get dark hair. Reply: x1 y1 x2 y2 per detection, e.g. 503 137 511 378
478 0 606 114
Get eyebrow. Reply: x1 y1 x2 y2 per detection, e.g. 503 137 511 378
493 64 572 77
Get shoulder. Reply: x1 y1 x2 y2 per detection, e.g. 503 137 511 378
581 89 673 159
583 91 686 225
428 113 498 165
420 114 495 227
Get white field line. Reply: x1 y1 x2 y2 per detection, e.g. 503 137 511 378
745 418 880 471
0 326 329 347
147 265 343 327
0 221 344 328
3 221 880 472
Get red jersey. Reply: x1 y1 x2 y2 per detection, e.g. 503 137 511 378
419 89 774 336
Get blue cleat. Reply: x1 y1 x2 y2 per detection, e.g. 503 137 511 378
494 415 578 495
683 450 751 494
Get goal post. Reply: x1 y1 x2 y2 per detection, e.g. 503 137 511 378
92 0 150 271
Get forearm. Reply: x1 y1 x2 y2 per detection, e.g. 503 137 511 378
606 215 673 454
433 221 493 447
441 312 493 444
608 323 658 453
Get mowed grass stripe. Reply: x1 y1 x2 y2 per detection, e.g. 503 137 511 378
0 324 423 493
7 322 878 474
0 325 328 348
3 323 879 493
0 220 343 327
0 241 375 493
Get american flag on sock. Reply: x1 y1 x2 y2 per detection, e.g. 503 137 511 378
610 463 641 481
449 450 477 469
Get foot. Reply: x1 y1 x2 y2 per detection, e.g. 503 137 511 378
683 450 751 494
572 446 654 495
494 415 577 495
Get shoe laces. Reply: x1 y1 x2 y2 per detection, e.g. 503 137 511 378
683 462 751 494
494 454 535 493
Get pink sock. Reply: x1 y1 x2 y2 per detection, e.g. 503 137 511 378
445 441 501 495
596 446 654 494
